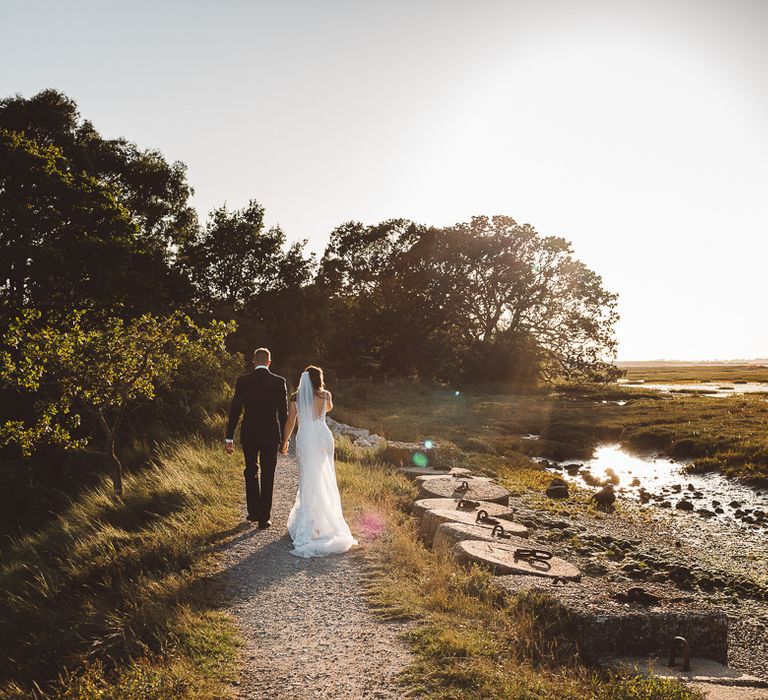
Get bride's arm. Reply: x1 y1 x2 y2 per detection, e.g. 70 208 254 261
324 390 333 413
281 401 298 454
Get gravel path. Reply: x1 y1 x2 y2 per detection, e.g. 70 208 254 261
220 453 413 699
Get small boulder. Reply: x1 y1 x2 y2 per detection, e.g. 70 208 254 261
546 478 569 499
592 484 616 508
675 500 694 511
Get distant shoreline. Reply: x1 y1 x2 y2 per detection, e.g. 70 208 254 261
617 359 768 367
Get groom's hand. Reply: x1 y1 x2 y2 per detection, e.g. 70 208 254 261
224 439 234 455
280 441 289 455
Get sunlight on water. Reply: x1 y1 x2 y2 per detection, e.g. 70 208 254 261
581 444 680 488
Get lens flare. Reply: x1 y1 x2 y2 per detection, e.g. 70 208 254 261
424 439 435 449
359 511 385 538
412 452 429 468
454 390 461 396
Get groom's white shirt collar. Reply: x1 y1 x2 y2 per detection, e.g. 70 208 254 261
254 365 269 370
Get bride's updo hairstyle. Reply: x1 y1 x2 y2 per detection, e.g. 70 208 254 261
305 365 324 393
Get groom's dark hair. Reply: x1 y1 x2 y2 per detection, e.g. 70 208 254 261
253 347 271 365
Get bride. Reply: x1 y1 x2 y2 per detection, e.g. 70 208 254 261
280 366 357 558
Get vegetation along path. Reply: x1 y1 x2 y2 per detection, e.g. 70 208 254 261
219 452 412 699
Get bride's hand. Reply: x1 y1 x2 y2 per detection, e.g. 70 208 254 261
280 441 289 455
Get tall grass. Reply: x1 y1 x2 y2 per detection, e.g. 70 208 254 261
0 439 242 698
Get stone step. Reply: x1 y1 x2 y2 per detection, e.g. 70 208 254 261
422 506 528 545
397 466 473 482
418 476 510 505
494 576 729 664
433 521 529 553
453 540 581 581
410 497 515 521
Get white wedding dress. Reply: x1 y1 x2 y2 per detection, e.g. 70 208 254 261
287 372 357 558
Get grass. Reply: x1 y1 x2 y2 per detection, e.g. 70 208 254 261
333 437 701 699
333 378 768 483
0 438 243 699
619 363 768 384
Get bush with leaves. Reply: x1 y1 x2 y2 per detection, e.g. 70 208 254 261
0 310 235 495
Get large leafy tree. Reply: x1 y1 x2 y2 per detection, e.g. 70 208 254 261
0 310 234 495
0 90 197 251
182 201 316 370
0 129 184 318
317 215 620 383
0 91 196 322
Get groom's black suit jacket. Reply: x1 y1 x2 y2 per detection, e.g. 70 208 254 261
226 368 289 446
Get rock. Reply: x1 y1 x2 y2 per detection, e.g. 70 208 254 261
604 468 620 485
729 500 742 508
546 478 569 499
630 477 641 487
697 509 716 518
638 489 651 503
675 500 694 511
712 500 721 507
615 586 661 607
659 501 672 508
583 560 609 576
592 484 617 508
671 484 682 492
687 483 695 491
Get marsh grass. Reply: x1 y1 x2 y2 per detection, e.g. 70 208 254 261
334 378 768 482
0 439 242 699
334 451 701 699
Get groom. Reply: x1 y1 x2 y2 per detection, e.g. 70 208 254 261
225 347 288 529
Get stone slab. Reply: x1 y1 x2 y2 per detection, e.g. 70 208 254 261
453 540 581 580
493 576 729 664
410 497 514 521
422 507 529 545
418 476 510 505
433 521 529 553
397 466 473 482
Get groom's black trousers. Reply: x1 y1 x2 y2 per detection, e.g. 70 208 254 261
242 442 278 521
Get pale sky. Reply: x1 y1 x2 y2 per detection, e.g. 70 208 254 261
2 0 767 360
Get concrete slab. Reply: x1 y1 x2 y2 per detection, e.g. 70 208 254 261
418 476 510 505
454 540 581 580
433 521 529 553
410 497 514 521
397 466 473 481
422 507 528 545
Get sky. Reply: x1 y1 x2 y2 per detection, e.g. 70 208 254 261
2 0 767 361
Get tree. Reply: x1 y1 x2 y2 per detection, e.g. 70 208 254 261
316 215 620 383
0 91 196 323
0 90 198 252
0 128 185 319
0 310 234 495
183 201 311 311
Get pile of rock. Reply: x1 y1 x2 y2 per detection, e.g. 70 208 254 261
325 416 386 448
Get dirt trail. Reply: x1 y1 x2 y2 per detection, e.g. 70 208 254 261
220 454 412 699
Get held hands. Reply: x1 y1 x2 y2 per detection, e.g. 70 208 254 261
224 440 234 455
280 440 290 455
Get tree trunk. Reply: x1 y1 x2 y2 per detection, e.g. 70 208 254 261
106 431 123 497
